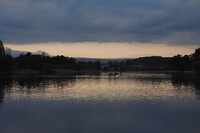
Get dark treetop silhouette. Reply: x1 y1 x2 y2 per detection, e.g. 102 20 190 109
0 40 5 57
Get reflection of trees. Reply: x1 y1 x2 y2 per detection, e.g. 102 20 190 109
50 77 76 89
13 77 76 93
171 73 200 97
127 72 200 98
0 77 12 104
171 74 192 87
132 75 170 85
1 77 77 104
194 77 200 96
0 87 4 104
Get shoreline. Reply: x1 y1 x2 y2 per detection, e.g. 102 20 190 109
0 69 197 77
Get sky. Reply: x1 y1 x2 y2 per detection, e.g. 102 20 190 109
1 0 200 58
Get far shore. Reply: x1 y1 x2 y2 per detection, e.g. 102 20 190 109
0 69 197 77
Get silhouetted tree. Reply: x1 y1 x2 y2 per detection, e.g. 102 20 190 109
0 40 5 58
0 41 14 72
171 54 191 71
192 48 200 73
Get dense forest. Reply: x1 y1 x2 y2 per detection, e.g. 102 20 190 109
104 48 200 73
0 52 102 74
0 40 200 75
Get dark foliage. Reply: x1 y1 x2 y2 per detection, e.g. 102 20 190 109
192 48 200 73
170 55 191 71
125 56 172 71
0 55 13 72
104 48 200 73
76 61 101 71
13 53 101 72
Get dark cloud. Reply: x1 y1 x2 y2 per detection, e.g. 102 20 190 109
0 0 200 45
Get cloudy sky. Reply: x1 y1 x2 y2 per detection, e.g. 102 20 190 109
1 0 200 58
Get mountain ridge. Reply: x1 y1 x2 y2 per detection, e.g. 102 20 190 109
4 47 134 63
5 47 51 57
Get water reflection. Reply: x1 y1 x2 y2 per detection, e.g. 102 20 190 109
0 72 199 103
0 73 200 133
171 73 200 98
0 77 12 104
14 77 76 92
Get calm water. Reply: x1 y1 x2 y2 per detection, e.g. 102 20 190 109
0 72 200 133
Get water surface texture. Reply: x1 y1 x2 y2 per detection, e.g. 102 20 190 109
0 72 200 133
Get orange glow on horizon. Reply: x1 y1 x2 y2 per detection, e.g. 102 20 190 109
5 42 198 58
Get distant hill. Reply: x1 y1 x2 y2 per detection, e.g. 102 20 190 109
126 56 172 70
4 47 28 57
75 57 133 64
4 47 134 63
5 47 51 57
4 47 172 68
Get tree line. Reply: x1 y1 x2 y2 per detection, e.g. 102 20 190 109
103 48 200 73
0 40 200 74
0 52 102 73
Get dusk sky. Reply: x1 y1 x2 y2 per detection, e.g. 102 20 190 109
1 0 200 58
